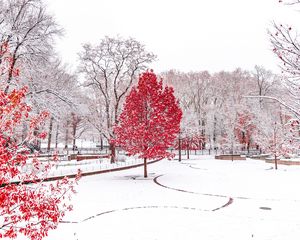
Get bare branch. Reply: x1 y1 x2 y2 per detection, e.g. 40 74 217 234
244 95 300 119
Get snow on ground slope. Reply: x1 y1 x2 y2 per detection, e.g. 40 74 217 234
40 155 300 240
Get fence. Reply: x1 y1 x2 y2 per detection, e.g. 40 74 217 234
21 156 146 179
39 146 129 155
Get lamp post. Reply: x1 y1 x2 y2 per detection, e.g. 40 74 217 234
178 131 182 162
274 121 278 170
187 137 190 160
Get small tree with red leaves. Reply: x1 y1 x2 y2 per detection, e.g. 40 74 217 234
115 71 182 177
0 44 79 240
234 112 256 153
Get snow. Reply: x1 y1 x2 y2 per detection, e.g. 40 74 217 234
31 155 300 239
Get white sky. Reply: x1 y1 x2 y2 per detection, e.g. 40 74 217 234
45 0 300 74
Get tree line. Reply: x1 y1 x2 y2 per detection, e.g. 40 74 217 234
2 0 300 239
1 0 300 162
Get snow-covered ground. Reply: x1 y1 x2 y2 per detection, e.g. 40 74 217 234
38 155 300 240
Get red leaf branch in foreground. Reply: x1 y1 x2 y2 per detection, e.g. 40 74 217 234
115 70 182 177
0 44 79 240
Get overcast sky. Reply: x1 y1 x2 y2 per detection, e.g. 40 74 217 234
45 0 300 74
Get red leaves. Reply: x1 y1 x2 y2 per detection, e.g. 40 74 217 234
115 71 182 160
37 131 47 139
0 42 20 79
0 43 78 240
234 112 256 146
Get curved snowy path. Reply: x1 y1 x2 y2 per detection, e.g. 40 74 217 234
45 156 300 240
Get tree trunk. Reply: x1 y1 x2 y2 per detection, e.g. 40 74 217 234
64 120 69 149
247 142 250 154
33 127 41 151
100 136 103 150
110 141 116 163
22 121 27 142
274 122 278 170
187 140 190 160
213 117 217 148
4 51 17 94
72 123 77 151
201 118 206 149
178 135 182 162
47 117 54 153
231 141 234 162
144 157 148 178
55 124 59 149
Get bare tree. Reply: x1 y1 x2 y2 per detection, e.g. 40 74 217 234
269 22 300 77
85 88 107 148
252 66 274 96
69 113 83 151
163 70 213 149
0 0 62 93
267 4 300 120
251 65 279 109
79 36 156 162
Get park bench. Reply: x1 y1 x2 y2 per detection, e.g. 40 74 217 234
215 154 246 160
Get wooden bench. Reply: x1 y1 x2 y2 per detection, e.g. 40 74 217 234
250 154 271 160
215 154 246 160
265 159 300 166
68 154 110 161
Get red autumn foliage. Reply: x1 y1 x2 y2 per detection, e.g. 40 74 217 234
115 71 182 177
0 43 79 240
234 112 256 149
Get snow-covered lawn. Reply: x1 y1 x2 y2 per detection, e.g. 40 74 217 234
43 155 300 240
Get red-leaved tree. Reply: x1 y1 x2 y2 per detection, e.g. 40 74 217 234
234 112 256 152
115 70 182 177
0 43 79 240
